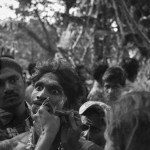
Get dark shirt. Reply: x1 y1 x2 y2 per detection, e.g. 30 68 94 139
0 102 32 141
79 138 103 150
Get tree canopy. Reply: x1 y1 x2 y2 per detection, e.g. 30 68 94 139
1 0 150 69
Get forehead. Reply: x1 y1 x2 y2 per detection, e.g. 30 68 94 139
0 67 21 79
37 72 59 84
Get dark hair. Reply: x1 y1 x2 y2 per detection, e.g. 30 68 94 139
121 58 139 82
75 64 89 102
75 64 87 82
102 66 126 87
75 64 85 71
28 63 36 76
32 59 85 110
106 91 150 150
93 63 108 83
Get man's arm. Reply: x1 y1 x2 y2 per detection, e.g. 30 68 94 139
33 106 60 150
61 111 82 150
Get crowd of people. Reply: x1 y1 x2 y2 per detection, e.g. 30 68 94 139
0 46 149 150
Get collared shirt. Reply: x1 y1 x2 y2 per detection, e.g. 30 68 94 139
0 102 32 141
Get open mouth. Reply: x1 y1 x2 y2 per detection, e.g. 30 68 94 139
32 100 43 106
32 99 54 114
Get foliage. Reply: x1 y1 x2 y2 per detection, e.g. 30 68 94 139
1 0 150 75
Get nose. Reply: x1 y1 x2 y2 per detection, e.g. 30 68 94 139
4 82 14 94
36 88 48 101
36 96 47 102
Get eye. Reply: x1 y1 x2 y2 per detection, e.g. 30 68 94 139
35 83 43 91
50 89 60 95
9 77 18 84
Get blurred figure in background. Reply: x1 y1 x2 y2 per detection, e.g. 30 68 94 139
121 58 139 92
88 63 108 101
76 64 88 84
26 63 36 85
121 58 139 83
75 64 89 104
105 91 150 150
25 63 36 105
102 66 126 105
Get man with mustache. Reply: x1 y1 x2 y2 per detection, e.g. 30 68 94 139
0 49 32 141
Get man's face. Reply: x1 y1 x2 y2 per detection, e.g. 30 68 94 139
82 112 106 147
103 82 122 103
0 67 25 109
31 72 67 114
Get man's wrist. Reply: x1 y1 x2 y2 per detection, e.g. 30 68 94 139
41 129 57 139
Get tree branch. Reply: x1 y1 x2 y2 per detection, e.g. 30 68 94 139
19 24 55 56
58 47 76 67
88 0 95 16
112 0 124 44
72 26 84 52
81 43 90 62
34 10 50 44
119 0 150 47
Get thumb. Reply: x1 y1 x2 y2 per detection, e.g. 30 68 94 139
69 112 77 130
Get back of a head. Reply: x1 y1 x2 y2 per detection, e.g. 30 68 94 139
106 91 150 150
121 58 139 82
93 63 108 84
75 64 85 73
28 63 36 76
102 66 126 87
75 64 88 84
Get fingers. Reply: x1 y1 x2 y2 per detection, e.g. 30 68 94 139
33 106 60 123
69 112 77 130
33 106 60 135
32 106 46 121
73 111 82 127
68 111 82 130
